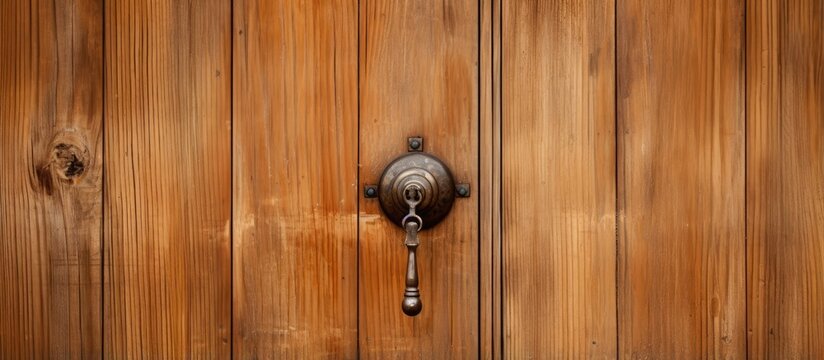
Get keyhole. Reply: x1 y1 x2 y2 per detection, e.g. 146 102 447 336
404 185 422 203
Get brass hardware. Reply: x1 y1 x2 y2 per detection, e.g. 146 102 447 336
366 137 468 316
377 152 456 229
401 186 423 316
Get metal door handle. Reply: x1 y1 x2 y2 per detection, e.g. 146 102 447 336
364 137 470 317
401 194 422 316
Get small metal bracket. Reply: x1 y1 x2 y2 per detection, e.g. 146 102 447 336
455 183 471 198
407 136 424 152
364 185 378 198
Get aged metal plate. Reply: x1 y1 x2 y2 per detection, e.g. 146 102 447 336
378 152 456 229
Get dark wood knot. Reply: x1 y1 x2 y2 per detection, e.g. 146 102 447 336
35 131 91 194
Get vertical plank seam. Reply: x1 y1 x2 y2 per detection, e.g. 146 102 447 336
499 0 505 356
101 0 107 356
229 0 235 356
743 0 748 357
477 0 483 357
490 0 504 354
356 0 362 357
490 0 495 356
613 0 620 357
494 0 502 355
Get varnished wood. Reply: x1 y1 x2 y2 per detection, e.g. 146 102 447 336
502 0 617 357
747 0 824 357
358 0 479 358
480 0 502 358
617 0 746 357
4 0 824 357
0 0 103 357
102 0 231 356
232 0 359 357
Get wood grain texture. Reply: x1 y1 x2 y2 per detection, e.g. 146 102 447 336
232 0 359 357
0 0 103 357
747 0 824 357
617 0 745 357
502 0 616 357
102 0 231 356
480 0 502 358
358 0 479 358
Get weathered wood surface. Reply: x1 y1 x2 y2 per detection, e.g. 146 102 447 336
617 0 746 357
747 0 824 357
502 0 617 357
0 0 103 357
4 0 824 358
358 0 479 358
102 0 232 356
232 0 359 357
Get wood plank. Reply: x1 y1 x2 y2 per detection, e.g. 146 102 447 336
102 0 231 356
616 0 745 357
480 0 502 358
747 0 824 357
232 0 359 357
502 0 616 357
358 0 479 357
0 0 103 357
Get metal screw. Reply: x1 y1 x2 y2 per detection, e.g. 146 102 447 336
364 185 378 198
408 137 423 152
456 184 470 197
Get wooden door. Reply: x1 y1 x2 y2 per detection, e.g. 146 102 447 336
233 0 480 358
358 1 479 358
2 0 824 358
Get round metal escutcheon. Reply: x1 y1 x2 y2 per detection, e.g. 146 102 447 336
378 152 456 229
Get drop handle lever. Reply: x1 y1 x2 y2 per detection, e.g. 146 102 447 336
402 218 422 316
401 185 424 316
363 136 471 317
